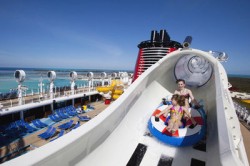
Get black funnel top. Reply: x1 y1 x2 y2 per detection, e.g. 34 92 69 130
151 30 160 43
138 29 182 49
159 30 170 43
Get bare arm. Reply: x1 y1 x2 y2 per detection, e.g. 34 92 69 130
183 107 192 118
188 90 200 106
156 105 172 117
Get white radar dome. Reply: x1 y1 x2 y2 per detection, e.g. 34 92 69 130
47 71 56 82
101 72 107 78
87 72 94 79
14 70 26 83
111 72 117 78
70 71 77 81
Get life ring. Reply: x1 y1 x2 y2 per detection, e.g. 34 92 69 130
148 104 206 146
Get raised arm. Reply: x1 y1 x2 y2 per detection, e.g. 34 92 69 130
156 105 172 117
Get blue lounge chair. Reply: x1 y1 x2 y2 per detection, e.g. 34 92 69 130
16 120 36 133
58 120 74 130
5 122 18 131
39 127 57 139
60 110 69 118
72 121 80 130
32 119 47 128
22 123 36 133
49 114 61 122
49 115 57 122
38 126 53 138
66 109 77 116
77 115 91 121
32 120 42 128
54 114 62 121
50 130 65 142
56 110 69 119
36 119 48 128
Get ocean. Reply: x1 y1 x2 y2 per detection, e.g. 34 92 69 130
1 67 248 94
0 67 132 94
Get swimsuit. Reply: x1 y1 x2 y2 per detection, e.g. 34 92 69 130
181 93 190 99
170 106 183 122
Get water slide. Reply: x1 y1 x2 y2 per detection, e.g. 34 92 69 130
4 49 249 166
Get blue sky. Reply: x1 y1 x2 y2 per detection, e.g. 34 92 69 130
0 0 250 74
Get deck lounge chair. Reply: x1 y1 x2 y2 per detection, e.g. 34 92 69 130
32 120 42 128
16 120 36 133
72 121 80 130
5 122 18 131
50 130 65 142
77 115 91 121
38 126 53 138
49 114 61 122
58 120 74 130
22 123 36 133
39 127 57 139
56 110 69 119
36 119 48 128
66 109 77 116
32 119 47 128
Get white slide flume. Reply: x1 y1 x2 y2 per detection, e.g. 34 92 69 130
3 49 249 166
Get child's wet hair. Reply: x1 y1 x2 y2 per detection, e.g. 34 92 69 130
171 94 179 101
171 94 186 106
178 95 186 106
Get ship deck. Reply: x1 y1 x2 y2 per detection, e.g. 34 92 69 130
0 100 110 163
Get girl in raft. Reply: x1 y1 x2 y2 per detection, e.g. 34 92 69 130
156 94 192 133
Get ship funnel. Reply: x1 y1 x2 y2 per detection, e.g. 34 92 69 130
183 36 192 48
14 70 26 83
159 29 170 43
70 71 77 81
150 30 159 43
47 71 56 82
174 54 213 87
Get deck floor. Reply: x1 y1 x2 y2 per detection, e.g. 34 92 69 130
0 101 110 163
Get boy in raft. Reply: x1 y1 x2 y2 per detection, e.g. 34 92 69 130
156 94 192 133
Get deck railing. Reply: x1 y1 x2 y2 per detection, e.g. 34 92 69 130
0 87 97 109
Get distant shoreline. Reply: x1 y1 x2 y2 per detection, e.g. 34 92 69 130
228 76 250 93
228 74 250 79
